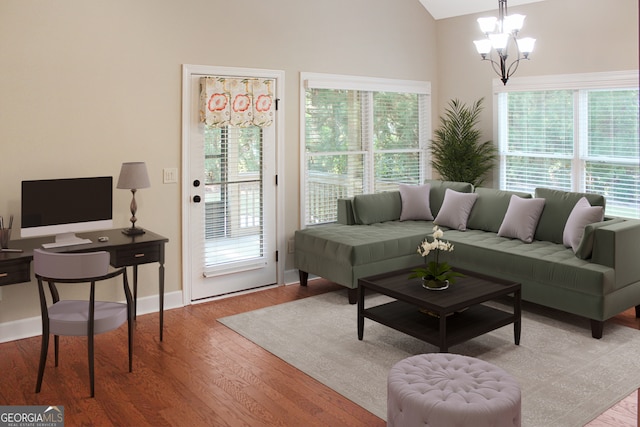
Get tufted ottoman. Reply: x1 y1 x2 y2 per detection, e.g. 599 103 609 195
387 353 521 427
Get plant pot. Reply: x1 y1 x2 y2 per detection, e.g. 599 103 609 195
422 279 449 291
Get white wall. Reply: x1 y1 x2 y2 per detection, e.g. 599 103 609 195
435 0 639 187
0 0 436 326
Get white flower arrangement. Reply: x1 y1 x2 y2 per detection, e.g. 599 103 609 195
410 225 463 285
417 226 454 257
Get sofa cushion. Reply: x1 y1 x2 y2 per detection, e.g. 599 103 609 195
399 184 434 221
295 221 433 266
497 196 546 243
424 180 474 217
434 189 478 231
352 191 402 225
337 198 356 225
534 188 606 244
442 229 616 297
467 188 532 233
563 197 605 253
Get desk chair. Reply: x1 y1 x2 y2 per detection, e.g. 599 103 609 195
33 249 134 397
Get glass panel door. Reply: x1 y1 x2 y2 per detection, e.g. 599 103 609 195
186 72 277 301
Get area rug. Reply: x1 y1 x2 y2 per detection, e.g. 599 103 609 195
219 289 640 426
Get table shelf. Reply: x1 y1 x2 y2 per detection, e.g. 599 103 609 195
363 300 516 350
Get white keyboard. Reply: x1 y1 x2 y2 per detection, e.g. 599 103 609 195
42 238 92 249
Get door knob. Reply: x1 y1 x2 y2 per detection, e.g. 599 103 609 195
193 195 201 203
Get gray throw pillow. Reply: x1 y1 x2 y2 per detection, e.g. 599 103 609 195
534 188 605 243
424 180 474 217
433 189 478 231
563 197 605 253
467 188 532 233
497 195 546 243
399 184 434 221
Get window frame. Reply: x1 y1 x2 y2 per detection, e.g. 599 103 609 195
494 70 639 218
299 72 431 227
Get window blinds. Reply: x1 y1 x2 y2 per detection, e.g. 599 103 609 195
304 88 365 225
585 89 639 218
499 84 639 218
202 126 265 275
372 92 424 193
500 90 574 193
303 79 429 226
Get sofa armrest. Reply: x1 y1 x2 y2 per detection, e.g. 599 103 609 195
337 198 356 225
591 219 640 286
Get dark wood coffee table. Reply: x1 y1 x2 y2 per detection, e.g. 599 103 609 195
357 267 521 352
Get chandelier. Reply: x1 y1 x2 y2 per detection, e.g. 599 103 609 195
473 0 536 85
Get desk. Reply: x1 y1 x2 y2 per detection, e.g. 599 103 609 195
0 229 169 341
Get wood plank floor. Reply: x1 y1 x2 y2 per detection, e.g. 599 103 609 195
0 279 638 426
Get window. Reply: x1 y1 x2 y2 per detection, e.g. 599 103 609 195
496 71 639 218
301 73 431 226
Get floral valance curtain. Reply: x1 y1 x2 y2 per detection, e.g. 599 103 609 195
200 77 275 128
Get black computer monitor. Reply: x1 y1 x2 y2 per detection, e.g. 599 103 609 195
21 176 113 248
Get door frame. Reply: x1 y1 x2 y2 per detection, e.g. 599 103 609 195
180 64 286 305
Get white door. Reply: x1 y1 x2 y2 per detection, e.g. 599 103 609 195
183 66 280 301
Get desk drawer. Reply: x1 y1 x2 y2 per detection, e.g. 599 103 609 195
0 259 31 286
112 244 161 267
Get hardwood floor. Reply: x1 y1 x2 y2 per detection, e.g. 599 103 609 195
0 279 637 426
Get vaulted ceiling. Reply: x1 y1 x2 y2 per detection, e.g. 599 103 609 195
419 0 545 20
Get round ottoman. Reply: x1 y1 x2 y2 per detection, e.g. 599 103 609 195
387 353 521 427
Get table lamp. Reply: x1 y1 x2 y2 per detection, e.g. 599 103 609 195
117 162 151 236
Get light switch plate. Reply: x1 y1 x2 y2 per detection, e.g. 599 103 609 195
163 168 178 184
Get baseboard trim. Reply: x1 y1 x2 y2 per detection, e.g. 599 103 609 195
284 269 300 284
0 290 184 343
0 277 327 342
284 268 318 285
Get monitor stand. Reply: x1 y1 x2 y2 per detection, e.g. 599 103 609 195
42 232 92 249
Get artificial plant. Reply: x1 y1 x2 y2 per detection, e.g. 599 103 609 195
431 98 496 187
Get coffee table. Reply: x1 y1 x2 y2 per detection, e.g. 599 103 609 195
357 267 521 352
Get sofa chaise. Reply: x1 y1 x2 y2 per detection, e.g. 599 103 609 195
294 180 640 338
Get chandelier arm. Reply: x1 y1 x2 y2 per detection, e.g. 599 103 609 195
504 36 525 81
482 56 504 78
480 53 510 85
505 58 522 81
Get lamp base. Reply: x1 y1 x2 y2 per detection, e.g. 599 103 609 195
122 227 145 236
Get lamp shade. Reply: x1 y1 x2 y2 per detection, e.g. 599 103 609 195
117 162 151 190
517 37 536 54
503 14 525 33
477 17 497 34
474 39 493 54
489 33 510 50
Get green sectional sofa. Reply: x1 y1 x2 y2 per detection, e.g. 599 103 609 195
294 180 640 338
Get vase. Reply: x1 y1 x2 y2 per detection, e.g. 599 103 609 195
422 279 449 291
